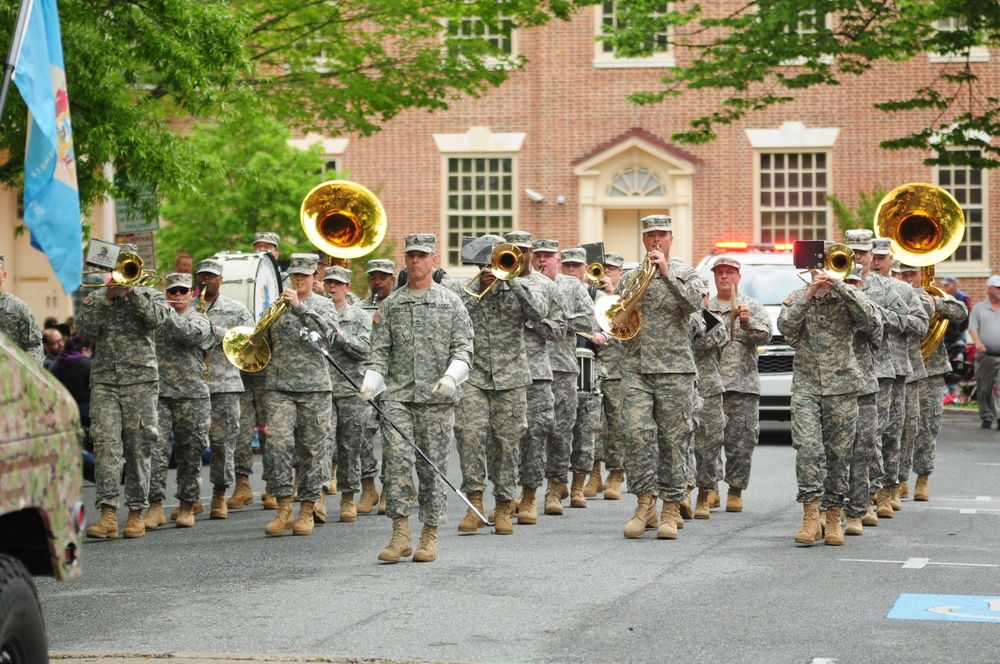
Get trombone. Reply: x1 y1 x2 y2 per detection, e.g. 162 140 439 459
462 243 526 300
796 243 856 283
81 250 161 288
585 262 604 285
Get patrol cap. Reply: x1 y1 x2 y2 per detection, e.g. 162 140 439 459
890 259 902 273
641 215 672 233
872 238 892 255
899 263 919 273
561 248 587 264
988 275 1000 288
504 231 533 249
940 275 959 285
165 272 193 290
844 229 874 251
404 234 436 253
603 252 624 268
365 258 395 275
711 257 741 272
845 265 864 282
288 253 319 275
324 265 352 284
253 231 280 248
195 258 223 276
532 239 559 253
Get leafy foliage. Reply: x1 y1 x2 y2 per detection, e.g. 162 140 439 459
599 0 1000 168
827 186 887 236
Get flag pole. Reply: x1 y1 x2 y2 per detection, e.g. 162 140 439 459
0 0 35 125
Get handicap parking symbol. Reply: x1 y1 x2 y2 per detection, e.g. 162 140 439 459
888 594 1000 622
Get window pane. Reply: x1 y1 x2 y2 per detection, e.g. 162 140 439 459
759 152 829 246
938 153 985 265
445 156 515 264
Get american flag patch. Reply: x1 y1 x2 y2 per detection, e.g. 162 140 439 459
372 310 384 324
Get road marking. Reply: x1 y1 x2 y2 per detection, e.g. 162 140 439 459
960 509 978 514
840 558 998 569
976 496 993 501
935 496 997 502
902 557 929 569
976 463 1000 466
922 506 1000 514
889 594 1000 622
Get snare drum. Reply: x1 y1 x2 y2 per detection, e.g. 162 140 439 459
576 348 597 393
213 252 281 322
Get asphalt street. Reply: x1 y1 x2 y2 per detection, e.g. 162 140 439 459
40 410 999 664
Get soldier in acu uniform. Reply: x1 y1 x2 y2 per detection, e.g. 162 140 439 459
0 255 43 364
145 273 214 529
78 244 169 539
195 258 254 521
361 234 474 563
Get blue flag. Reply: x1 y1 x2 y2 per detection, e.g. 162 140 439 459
12 0 82 294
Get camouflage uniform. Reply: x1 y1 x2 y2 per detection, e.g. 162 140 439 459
149 307 213 504
0 290 43 364
620 258 706 502
519 270 565 491
596 332 626 475
204 295 254 490
777 281 880 508
326 299 373 495
457 275 546 501
691 311 729 490
707 293 773 491
358 291 388 484
76 286 168 511
264 291 338 501
235 369 268 481
546 274 595 483
366 283 474 526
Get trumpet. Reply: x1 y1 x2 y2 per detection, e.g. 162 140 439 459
81 250 161 288
462 243 526 300
585 262 605 285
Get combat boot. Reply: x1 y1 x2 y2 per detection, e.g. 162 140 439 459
825 506 844 545
226 474 253 509
210 485 228 520
710 489 722 508
312 495 326 524
262 484 278 510
265 497 294 537
328 464 337 495
794 501 823 545
458 491 486 532
557 481 569 501
913 474 930 501
494 500 514 535
340 492 357 522
726 487 744 513
646 496 659 529
845 515 863 536
679 488 693 520
570 473 588 508
413 524 438 562
694 490 712 520
378 517 412 563
544 480 564 516
604 470 623 500
86 506 118 539
377 490 386 514
657 502 680 540
584 461 603 498
516 487 537 525
889 485 902 511
143 501 166 529
171 499 203 521
876 488 894 518
357 477 378 513
293 501 315 536
624 491 654 539
123 509 145 539
899 480 909 500
175 500 196 528
862 498 879 527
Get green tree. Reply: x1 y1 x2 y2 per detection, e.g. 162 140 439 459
827 187 887 237
599 0 1000 169
0 0 591 221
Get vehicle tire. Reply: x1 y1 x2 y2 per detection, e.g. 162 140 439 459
0 554 48 664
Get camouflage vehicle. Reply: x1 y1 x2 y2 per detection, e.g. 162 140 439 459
0 331 83 664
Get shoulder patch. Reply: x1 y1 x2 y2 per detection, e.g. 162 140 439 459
372 310 385 325
82 296 93 306
782 296 793 306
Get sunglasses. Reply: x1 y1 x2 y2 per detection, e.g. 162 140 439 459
167 287 190 295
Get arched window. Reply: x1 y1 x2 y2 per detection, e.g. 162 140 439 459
607 167 664 197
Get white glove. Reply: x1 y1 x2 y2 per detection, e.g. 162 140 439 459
358 386 375 402
431 375 457 399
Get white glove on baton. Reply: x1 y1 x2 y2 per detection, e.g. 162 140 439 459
357 370 385 402
431 375 457 399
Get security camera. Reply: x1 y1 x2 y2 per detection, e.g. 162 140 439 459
524 188 545 203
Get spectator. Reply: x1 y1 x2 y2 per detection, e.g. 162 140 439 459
939 275 973 343
174 252 194 274
49 336 93 427
42 328 64 370
968 275 1000 429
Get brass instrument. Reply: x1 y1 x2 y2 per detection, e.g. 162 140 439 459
796 243 856 283
875 182 965 358
224 180 387 371
462 243 526 300
196 287 210 380
586 262 605 285
594 252 658 340
81 250 161 288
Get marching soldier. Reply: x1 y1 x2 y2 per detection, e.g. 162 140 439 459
0 254 43 364
322 265 373 522
262 253 339 537
896 263 930 511
690 297 729 520
145 273 213 529
455 233 546 535
705 256 773 514
79 245 169 539
195 258 254 521
362 234 473 562
619 215 706 540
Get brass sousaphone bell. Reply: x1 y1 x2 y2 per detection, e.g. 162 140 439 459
223 181 388 372
874 183 965 358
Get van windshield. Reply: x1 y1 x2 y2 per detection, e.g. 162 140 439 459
702 263 802 306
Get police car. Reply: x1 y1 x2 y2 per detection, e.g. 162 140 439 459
695 242 802 420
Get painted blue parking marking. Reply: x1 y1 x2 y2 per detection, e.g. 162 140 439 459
888 594 1000 622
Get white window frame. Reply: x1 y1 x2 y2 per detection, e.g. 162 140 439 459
593 1 675 69
782 11 834 66
443 6 518 69
935 150 989 272
929 18 990 63
754 150 832 245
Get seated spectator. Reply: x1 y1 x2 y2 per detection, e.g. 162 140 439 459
42 328 64 370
